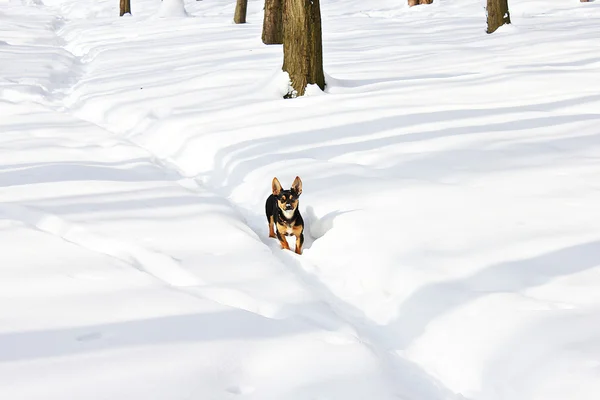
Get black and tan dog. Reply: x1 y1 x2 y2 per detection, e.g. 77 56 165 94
265 176 304 255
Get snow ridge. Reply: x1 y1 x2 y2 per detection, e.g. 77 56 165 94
0 202 203 287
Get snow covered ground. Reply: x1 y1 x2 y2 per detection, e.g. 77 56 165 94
1 0 600 399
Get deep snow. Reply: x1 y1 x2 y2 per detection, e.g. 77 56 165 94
1 0 600 399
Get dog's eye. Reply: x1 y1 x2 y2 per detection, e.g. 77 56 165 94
280 196 286 201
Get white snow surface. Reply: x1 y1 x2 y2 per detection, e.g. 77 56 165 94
156 0 188 18
1 0 600 399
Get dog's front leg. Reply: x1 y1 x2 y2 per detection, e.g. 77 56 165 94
276 230 290 250
268 216 276 238
293 227 304 255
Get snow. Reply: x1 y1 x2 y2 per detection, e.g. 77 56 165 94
1 0 600 399
156 0 188 19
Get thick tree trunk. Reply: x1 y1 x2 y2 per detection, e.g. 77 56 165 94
262 0 284 44
486 0 511 34
282 0 325 97
408 0 433 6
234 0 248 24
120 0 131 16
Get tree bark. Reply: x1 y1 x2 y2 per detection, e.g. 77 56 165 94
282 0 325 97
408 0 433 6
234 0 248 24
120 0 131 16
486 0 511 34
262 0 284 44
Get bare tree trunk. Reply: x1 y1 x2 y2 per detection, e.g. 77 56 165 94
262 0 283 44
120 0 131 16
408 0 433 6
234 0 248 24
282 0 325 97
486 0 511 34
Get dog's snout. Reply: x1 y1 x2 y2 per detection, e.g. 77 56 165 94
285 203 293 210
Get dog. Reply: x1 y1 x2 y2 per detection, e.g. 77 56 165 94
265 176 304 255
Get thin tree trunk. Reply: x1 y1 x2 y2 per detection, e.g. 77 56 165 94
282 0 325 97
234 0 248 24
486 0 511 34
262 0 283 44
120 0 131 16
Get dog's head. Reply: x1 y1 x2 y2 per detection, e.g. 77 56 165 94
272 176 302 216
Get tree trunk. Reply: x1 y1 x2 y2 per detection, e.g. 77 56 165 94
282 0 325 97
120 0 131 16
408 0 433 6
262 0 284 44
486 0 511 34
234 0 248 24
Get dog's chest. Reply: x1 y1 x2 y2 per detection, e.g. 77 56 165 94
278 220 295 236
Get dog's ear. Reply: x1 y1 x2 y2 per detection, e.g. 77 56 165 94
272 177 283 196
291 176 302 196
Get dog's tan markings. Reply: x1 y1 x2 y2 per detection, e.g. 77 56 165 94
272 177 283 196
276 223 287 236
268 215 276 238
293 225 303 254
276 225 290 250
